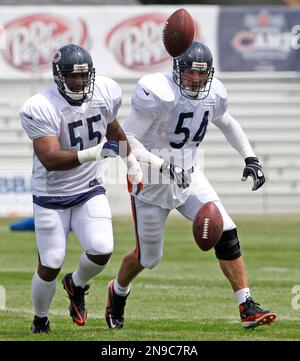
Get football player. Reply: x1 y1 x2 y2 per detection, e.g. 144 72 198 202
104 41 276 330
20 44 143 333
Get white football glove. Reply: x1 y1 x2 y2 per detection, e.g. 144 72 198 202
77 140 119 164
125 153 144 195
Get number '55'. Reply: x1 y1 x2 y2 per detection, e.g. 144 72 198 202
68 114 102 150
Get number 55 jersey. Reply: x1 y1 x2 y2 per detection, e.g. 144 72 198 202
20 76 122 197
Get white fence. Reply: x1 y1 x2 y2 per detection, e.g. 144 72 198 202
0 72 300 215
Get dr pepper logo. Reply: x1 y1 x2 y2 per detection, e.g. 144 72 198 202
106 14 170 71
0 13 89 71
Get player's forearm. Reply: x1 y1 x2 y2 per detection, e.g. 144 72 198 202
126 134 164 170
78 120 133 164
216 112 256 159
39 150 81 171
106 119 131 157
33 136 82 171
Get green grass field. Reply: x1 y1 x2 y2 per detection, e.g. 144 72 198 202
0 214 299 341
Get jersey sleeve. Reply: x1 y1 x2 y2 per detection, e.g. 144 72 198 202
124 74 174 140
131 82 161 119
210 78 229 123
123 108 154 141
131 72 175 118
212 111 256 159
214 97 228 122
20 94 60 140
100 77 122 123
123 78 161 140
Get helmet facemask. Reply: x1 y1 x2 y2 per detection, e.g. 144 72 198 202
54 63 95 104
173 59 214 100
52 45 95 106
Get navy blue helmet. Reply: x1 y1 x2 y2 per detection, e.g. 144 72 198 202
52 44 95 105
173 41 214 100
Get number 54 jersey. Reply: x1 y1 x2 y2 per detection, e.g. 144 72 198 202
123 73 228 209
20 76 122 197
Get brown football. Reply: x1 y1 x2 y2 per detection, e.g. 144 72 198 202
162 8 195 58
192 202 224 251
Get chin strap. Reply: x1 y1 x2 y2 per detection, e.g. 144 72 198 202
58 89 85 106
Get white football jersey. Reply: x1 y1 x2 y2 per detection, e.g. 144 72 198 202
20 76 122 196
123 73 228 209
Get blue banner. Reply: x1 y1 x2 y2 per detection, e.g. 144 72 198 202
218 6 300 71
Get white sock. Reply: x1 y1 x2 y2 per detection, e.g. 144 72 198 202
32 271 56 318
113 278 130 297
235 288 251 306
72 252 106 288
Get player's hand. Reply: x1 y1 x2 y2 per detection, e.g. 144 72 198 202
241 157 265 191
126 153 144 195
77 140 119 164
160 160 192 189
100 140 119 159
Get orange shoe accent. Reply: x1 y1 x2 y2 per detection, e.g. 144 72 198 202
62 273 89 326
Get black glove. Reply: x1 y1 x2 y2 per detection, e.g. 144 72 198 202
160 160 192 189
241 157 265 191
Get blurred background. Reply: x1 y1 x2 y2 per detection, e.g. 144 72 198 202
0 0 299 218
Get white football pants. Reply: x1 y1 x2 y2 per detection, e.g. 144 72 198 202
131 171 236 269
33 194 114 269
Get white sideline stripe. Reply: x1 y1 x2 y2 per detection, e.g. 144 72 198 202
134 284 216 290
1 307 299 322
3 307 103 319
261 267 290 273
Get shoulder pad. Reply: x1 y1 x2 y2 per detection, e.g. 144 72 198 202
94 75 122 102
139 73 175 102
21 92 55 120
210 77 227 100
132 73 175 111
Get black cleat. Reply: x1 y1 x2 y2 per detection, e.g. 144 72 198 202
239 296 276 329
31 316 51 334
61 273 89 326
105 279 129 329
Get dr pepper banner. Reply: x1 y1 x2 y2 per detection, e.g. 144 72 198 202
0 6 299 78
218 6 300 71
0 5 217 78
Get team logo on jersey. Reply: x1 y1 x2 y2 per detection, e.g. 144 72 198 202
89 178 101 187
204 99 216 106
92 100 107 108
1 13 89 72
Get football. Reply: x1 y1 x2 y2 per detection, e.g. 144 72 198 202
192 202 223 251
162 8 195 58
